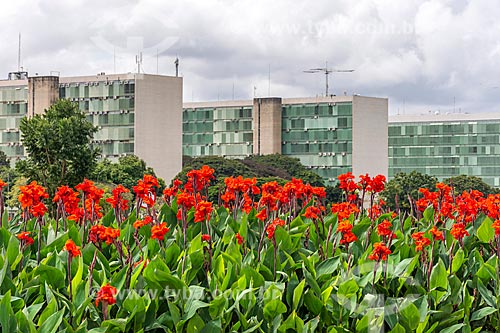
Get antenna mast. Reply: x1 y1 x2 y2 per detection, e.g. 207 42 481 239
304 62 354 96
174 57 179 77
18 33 21 71
135 52 143 74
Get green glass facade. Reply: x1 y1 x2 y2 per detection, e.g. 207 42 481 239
59 80 135 158
183 106 253 158
389 120 500 186
0 85 27 161
281 102 353 184
182 101 354 185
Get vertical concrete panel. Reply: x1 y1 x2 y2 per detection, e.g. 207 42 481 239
252 97 282 155
27 76 59 117
351 96 388 177
134 74 183 183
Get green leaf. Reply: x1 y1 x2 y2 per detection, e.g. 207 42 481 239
6 234 19 267
451 248 464 274
429 259 448 302
39 309 64 333
292 279 305 311
315 258 339 278
34 265 66 289
471 307 497 321
263 299 287 321
440 323 464 333
476 279 496 308
0 290 16 332
389 323 407 333
400 302 420 330
477 217 494 243
338 279 358 298
70 255 83 301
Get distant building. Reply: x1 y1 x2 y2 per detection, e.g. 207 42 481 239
0 72 182 182
389 113 500 187
183 96 388 184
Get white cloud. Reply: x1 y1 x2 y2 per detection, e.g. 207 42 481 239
0 0 499 114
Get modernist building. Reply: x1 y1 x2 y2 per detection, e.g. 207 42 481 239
0 72 182 182
183 95 389 184
389 113 500 187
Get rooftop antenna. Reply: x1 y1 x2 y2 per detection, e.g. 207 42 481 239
135 52 143 74
174 57 179 77
304 61 354 96
17 33 21 71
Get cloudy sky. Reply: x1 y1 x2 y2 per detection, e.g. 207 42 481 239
1 0 499 115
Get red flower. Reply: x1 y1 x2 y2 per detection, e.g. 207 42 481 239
303 206 321 220
151 222 170 241
255 209 267 221
133 216 153 229
377 219 395 239
430 226 444 241
17 231 34 245
194 201 213 223
368 242 391 261
201 234 211 242
106 184 129 211
337 220 357 245
492 220 500 236
266 218 285 239
18 181 49 217
235 232 244 245
95 283 117 306
133 175 158 207
411 232 431 251
64 239 81 257
450 223 469 241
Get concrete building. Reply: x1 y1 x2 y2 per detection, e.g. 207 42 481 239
183 95 388 184
0 72 182 182
389 113 500 187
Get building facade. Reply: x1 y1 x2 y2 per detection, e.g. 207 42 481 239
183 95 388 184
389 113 500 187
0 72 182 182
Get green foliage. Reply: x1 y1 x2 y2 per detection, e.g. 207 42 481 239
17 99 99 195
0 151 10 169
444 174 498 195
91 155 165 191
382 171 438 212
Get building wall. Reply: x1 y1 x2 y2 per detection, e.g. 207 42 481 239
352 96 388 178
253 97 282 155
0 80 27 163
281 100 353 184
134 74 183 183
389 114 500 186
28 76 59 117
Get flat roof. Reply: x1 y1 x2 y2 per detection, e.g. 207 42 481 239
183 95 386 109
389 112 500 124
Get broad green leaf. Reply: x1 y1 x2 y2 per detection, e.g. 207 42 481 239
440 323 464 333
452 248 464 274
338 279 358 298
429 260 448 302
263 299 287 321
400 302 420 330
471 307 497 321
39 309 64 333
292 279 305 311
0 290 16 333
477 217 494 243
316 258 339 278
70 255 84 301
389 323 406 333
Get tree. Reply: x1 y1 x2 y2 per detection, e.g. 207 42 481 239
444 175 498 195
17 99 99 196
91 155 164 191
0 151 9 169
381 171 437 213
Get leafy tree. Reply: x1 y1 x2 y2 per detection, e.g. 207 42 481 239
444 175 498 195
17 99 99 196
0 150 9 169
381 171 437 213
91 155 164 191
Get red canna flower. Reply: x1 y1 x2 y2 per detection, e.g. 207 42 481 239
194 201 213 223
411 232 431 251
151 222 170 241
450 223 469 241
201 234 211 242
95 283 117 306
368 242 391 261
377 219 395 239
235 232 244 245
105 185 129 211
18 181 49 218
266 218 285 239
99 227 120 245
430 226 444 241
337 220 357 245
255 209 267 221
303 206 321 220
492 220 500 236
64 239 81 257
133 216 153 229
17 231 34 245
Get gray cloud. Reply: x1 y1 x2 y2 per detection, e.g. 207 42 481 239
1 0 499 114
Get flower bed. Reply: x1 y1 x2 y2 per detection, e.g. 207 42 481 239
0 167 499 332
